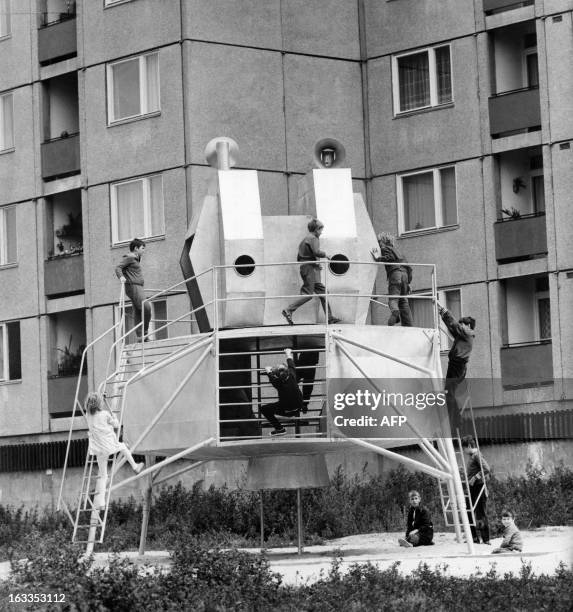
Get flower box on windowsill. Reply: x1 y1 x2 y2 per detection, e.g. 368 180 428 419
47 248 83 261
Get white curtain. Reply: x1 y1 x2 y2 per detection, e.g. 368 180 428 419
115 181 144 242
149 175 164 236
0 0 10 38
440 167 457 226
398 52 430 111
435 46 452 105
145 53 160 113
4 206 16 263
403 172 435 231
1 93 14 150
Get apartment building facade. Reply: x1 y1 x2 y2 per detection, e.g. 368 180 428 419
0 0 572 504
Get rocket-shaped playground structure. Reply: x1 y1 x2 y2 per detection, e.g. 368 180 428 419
58 137 479 555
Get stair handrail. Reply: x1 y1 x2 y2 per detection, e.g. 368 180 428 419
56 284 127 512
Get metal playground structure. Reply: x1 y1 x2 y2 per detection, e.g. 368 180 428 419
56 138 487 556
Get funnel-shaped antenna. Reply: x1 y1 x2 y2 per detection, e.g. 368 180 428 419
204 137 240 170
313 138 346 168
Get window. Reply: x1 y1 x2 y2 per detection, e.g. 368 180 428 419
536 294 551 341
397 166 457 233
0 92 14 151
0 205 16 265
393 45 452 114
530 155 545 213
0 321 21 381
107 53 159 123
110 174 164 244
0 0 11 39
408 288 461 351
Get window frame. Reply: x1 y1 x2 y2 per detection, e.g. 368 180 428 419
110 173 165 245
0 0 11 41
396 165 458 235
392 44 454 116
0 320 21 382
0 205 17 266
534 291 551 342
0 91 14 152
106 51 160 125
104 0 134 7
438 288 462 352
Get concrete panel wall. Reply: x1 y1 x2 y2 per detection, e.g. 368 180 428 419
83 45 185 184
363 0 477 58
550 144 573 270
0 201 40 320
544 12 573 142
81 0 181 65
84 168 187 308
185 42 286 171
0 86 37 206
0 7 33 90
183 0 282 49
284 55 365 176
0 318 44 435
368 37 482 175
281 0 360 59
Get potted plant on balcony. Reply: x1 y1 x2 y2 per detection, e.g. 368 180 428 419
57 335 86 377
501 207 521 220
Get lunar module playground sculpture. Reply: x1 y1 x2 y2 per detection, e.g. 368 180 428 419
58 138 481 555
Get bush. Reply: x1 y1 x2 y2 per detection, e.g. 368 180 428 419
1 462 572 561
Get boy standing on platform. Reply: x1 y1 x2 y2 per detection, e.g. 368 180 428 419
115 238 151 342
282 218 341 326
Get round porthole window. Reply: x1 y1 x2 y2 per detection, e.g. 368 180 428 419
234 255 255 276
329 254 350 275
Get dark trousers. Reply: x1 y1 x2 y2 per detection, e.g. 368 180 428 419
469 483 490 543
407 526 434 546
261 402 299 429
387 269 413 327
445 357 468 433
126 283 151 337
296 350 319 411
286 264 333 318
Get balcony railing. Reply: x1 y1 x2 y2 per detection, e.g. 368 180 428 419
500 341 553 389
44 253 84 297
489 87 541 137
494 212 547 263
48 373 87 418
38 14 77 65
483 0 534 14
41 133 80 180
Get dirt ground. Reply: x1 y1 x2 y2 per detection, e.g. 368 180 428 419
2 527 571 586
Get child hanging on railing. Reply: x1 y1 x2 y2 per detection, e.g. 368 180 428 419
261 348 304 437
84 392 144 509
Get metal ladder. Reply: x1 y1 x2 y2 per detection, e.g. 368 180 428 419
438 382 487 532
72 451 117 545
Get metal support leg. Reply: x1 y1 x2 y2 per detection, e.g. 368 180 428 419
297 488 303 555
260 491 264 549
138 458 153 556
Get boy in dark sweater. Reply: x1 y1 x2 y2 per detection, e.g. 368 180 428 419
492 509 523 554
371 233 413 327
399 490 434 547
261 348 304 436
438 302 476 432
462 435 491 545
115 238 151 341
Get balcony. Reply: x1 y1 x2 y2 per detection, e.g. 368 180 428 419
489 87 540 137
500 341 553 389
38 16 77 66
44 254 84 297
494 213 547 263
483 0 534 15
41 133 80 180
48 374 87 417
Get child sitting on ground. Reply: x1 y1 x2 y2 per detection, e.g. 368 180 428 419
261 348 304 437
399 490 434 547
492 509 523 554
85 392 144 508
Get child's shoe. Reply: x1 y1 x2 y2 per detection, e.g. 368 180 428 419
270 427 287 437
134 462 145 474
398 538 413 548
